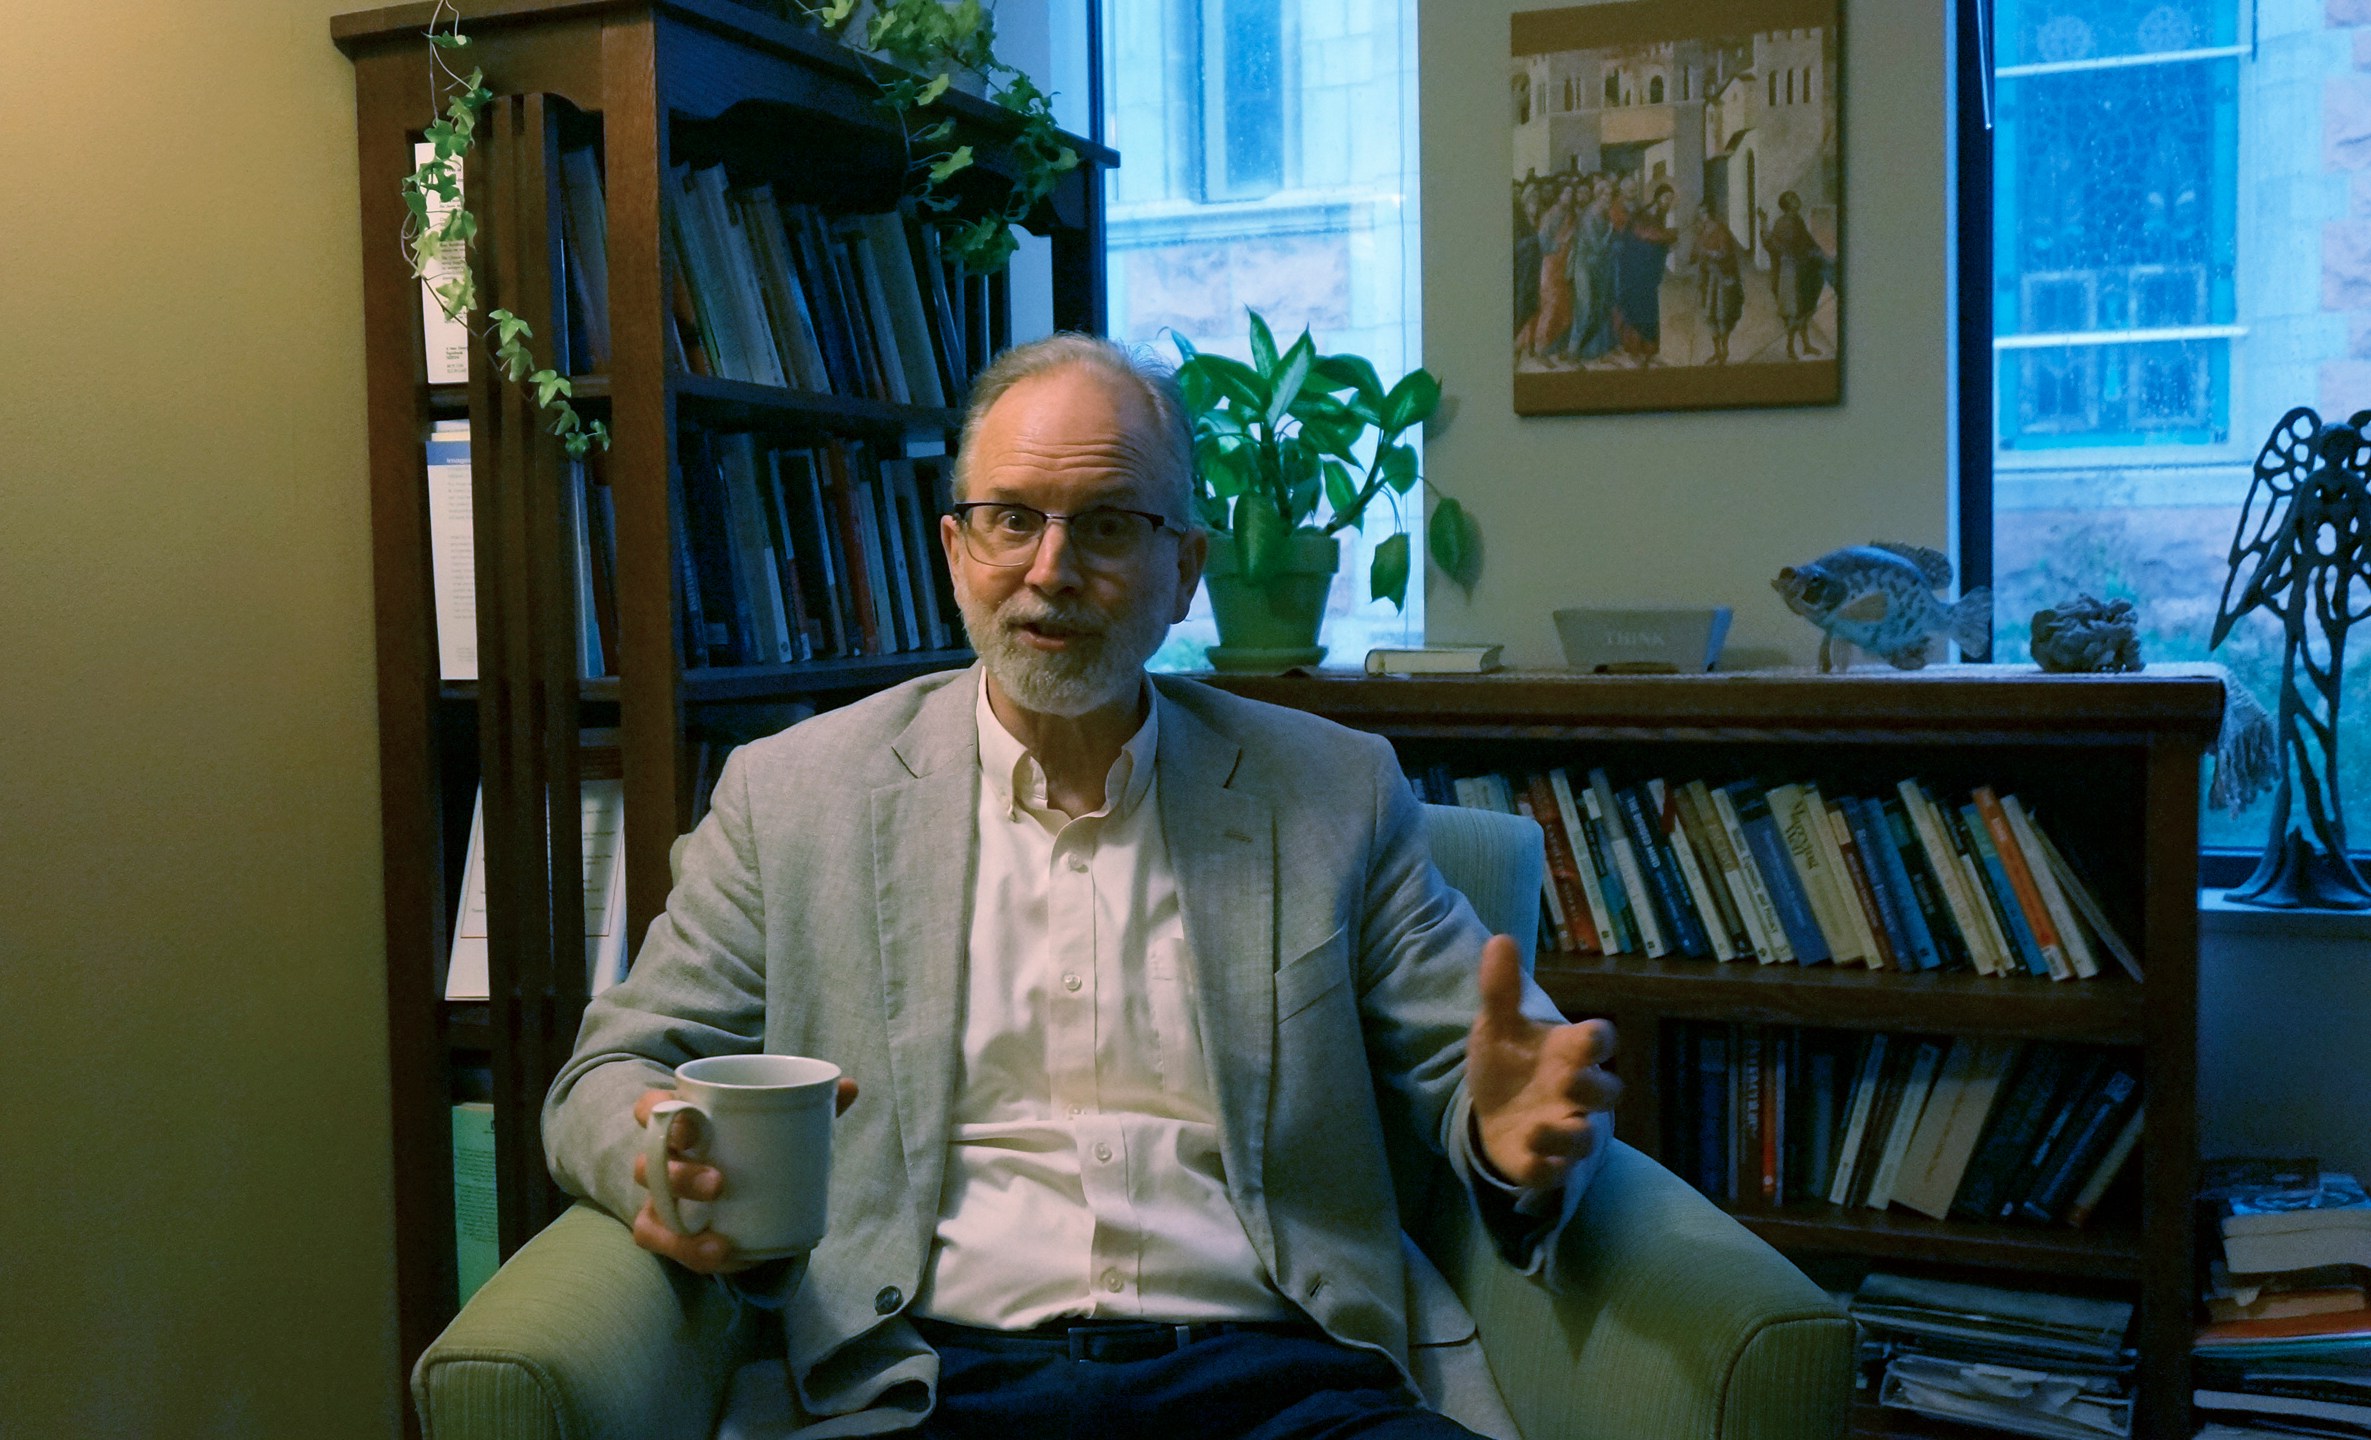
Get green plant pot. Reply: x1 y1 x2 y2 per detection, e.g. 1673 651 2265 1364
1203 530 1341 674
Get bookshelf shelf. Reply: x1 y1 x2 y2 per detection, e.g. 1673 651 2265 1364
681 648 973 703
1537 953 2145 1045
1219 670 2215 1438
667 372 964 437
1730 1200 2142 1279
341 1 1110 1420
438 650 977 707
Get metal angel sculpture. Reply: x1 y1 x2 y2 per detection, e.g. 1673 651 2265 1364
2210 406 2371 908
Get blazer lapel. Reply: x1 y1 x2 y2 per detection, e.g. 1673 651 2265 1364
872 673 980 1215
1156 690 1277 1231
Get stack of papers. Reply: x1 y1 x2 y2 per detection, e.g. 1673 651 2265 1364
2192 1158 2371 1437
1852 1273 2135 1439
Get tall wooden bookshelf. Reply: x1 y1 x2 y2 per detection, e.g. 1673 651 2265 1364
334 0 1113 1407
1213 668 2218 1440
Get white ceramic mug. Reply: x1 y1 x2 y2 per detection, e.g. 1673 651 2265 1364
642 1053 840 1260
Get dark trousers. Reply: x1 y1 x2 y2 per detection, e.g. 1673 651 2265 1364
911 1318 1485 1440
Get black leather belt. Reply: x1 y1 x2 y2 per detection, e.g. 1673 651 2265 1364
915 1314 1326 1364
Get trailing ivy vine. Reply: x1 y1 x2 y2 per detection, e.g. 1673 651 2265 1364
401 3 609 459
793 0 1079 275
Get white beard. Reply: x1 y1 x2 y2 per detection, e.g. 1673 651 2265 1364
955 583 1172 718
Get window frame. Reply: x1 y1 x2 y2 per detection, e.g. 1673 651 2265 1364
1955 0 2272 888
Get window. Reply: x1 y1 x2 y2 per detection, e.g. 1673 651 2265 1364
1606 72 1620 106
1202 0 1286 199
1106 0 1424 669
1649 74 1664 103
1977 0 2371 858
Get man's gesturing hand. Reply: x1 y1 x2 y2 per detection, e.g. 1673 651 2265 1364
1466 934 1621 1189
629 1078 857 1274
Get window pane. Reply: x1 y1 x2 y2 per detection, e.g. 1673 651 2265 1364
1106 0 1424 670
1988 0 2371 852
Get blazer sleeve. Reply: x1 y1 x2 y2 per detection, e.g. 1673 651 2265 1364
542 745 774 1229
1350 735 1609 1278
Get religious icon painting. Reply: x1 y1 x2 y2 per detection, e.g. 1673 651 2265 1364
1510 0 1842 415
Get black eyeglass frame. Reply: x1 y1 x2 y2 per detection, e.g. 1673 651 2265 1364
946 501 1181 566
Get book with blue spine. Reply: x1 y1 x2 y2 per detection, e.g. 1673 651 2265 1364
1843 795 1935 971
1618 781 1709 955
1961 803 2050 976
1728 783 1831 964
1882 798 1966 969
1588 768 1666 957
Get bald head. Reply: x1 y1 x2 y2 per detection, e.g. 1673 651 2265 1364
953 333 1198 528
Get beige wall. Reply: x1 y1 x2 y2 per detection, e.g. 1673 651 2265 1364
0 4 396 1436
1421 0 1952 666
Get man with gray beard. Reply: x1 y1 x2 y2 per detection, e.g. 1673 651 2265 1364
543 334 1620 1439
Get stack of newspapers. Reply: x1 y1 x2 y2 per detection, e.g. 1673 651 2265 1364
1851 1272 2136 1438
2192 1159 2371 1438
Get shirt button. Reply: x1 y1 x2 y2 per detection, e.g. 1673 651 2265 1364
875 1286 903 1315
1062 973 1082 992
1068 1105 1083 1119
1068 856 1089 873
1102 1268 1124 1293
1094 1141 1113 1162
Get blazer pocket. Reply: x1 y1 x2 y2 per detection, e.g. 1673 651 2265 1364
1274 924 1350 1023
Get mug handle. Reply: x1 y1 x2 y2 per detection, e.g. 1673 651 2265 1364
642 1098 708 1237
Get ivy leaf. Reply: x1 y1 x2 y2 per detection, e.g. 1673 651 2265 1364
429 30 471 49
489 308 533 346
816 0 860 27
1382 368 1443 433
915 118 956 143
1322 459 1358 519
497 336 532 381
530 369 572 408
928 145 975 184
1380 443 1418 494
1370 532 1411 611
916 73 951 106
1429 495 1480 592
1247 309 1278 378
438 207 478 246
586 419 611 451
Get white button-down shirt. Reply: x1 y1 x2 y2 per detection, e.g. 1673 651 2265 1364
912 676 1294 1327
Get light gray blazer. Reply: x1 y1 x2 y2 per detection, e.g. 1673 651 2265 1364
544 668 1596 1437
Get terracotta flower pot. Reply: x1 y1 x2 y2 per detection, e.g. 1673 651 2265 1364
1203 530 1342 673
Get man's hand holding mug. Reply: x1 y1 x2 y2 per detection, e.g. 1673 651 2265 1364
631 1055 857 1275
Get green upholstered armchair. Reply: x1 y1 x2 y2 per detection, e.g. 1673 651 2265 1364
413 804 1852 1440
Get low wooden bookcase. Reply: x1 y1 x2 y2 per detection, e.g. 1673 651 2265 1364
1213 666 2220 1440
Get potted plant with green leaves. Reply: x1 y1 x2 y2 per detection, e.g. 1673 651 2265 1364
1174 312 1476 672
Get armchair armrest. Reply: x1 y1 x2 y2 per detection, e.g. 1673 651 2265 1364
413 1204 760 1440
1422 1142 1852 1440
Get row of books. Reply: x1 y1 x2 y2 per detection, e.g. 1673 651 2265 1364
2192 1157 2371 1439
1425 766 2139 980
673 431 958 668
426 421 613 682
1852 1271 2136 1438
649 155 985 404
1664 1025 2144 1230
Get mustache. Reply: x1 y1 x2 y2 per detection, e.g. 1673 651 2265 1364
994 595 1108 633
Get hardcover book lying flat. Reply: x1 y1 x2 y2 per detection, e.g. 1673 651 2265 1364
1365 644 1503 675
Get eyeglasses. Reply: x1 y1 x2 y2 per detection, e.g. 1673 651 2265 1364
949 502 1178 568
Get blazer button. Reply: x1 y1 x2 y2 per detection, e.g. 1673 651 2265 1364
875 1286 903 1315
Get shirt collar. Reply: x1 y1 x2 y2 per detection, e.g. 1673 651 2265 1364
975 670 1160 826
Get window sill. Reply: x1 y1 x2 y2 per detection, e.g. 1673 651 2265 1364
2199 889 2371 942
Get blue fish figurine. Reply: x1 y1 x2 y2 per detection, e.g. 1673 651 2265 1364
1773 543 1992 673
